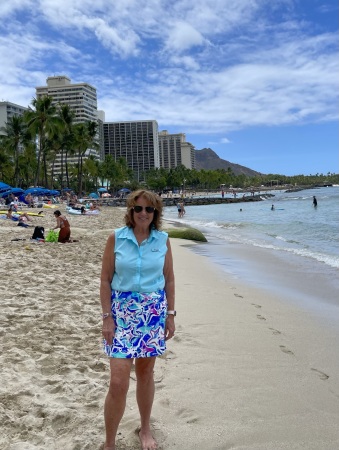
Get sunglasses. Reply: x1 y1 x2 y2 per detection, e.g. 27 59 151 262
133 206 156 213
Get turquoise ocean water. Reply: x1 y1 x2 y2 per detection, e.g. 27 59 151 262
163 186 339 322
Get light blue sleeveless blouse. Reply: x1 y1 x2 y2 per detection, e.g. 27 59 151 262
111 226 168 292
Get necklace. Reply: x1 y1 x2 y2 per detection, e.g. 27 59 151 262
134 231 149 245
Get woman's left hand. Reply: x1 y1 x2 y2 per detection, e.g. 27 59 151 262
165 316 175 340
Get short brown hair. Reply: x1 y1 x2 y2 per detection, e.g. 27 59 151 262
124 190 163 230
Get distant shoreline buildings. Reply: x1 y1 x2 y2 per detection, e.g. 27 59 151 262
1 75 195 181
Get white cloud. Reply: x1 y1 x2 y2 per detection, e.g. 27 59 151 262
221 138 231 144
169 55 200 70
165 21 205 52
0 0 337 136
0 0 33 18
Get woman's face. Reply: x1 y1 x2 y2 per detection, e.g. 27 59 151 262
133 196 155 229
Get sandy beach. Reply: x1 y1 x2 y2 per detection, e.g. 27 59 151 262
0 205 338 450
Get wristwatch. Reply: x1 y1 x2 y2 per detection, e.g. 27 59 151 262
167 310 176 317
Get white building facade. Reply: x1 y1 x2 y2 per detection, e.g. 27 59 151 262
35 76 103 175
0 101 28 134
158 130 195 170
36 76 98 124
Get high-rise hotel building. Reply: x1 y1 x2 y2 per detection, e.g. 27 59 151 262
103 120 160 181
36 76 98 123
0 101 28 134
158 130 195 170
35 76 104 172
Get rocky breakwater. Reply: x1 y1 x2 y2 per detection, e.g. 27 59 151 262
106 193 274 208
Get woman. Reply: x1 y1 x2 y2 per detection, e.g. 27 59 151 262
53 210 71 243
100 190 175 450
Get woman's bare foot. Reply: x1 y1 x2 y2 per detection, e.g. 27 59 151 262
139 428 157 450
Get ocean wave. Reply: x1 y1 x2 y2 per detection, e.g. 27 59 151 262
245 240 339 268
208 232 339 269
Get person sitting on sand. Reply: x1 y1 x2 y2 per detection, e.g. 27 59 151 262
25 193 34 208
53 210 71 243
6 209 32 224
18 213 33 227
90 201 100 211
6 209 19 221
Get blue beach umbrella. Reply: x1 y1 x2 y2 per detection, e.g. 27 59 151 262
0 182 12 193
98 187 107 192
89 192 99 199
24 187 49 195
118 188 131 193
0 188 25 197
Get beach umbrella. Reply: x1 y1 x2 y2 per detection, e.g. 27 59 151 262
118 188 131 193
24 187 49 195
98 187 107 192
49 190 60 196
89 192 99 199
0 188 25 197
0 182 12 193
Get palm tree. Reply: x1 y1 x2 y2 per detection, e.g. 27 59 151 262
73 121 98 195
0 115 30 186
17 143 38 187
82 155 99 193
25 96 59 187
57 105 75 189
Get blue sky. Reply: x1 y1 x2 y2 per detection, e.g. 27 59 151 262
0 0 338 176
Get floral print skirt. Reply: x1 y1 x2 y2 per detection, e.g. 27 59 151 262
103 290 167 358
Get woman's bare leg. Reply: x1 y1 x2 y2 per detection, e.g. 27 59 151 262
104 358 133 450
135 357 157 450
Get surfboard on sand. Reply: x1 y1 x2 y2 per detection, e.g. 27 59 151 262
67 207 99 215
0 210 45 217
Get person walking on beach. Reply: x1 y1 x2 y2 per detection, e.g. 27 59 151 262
313 196 317 207
53 210 71 243
100 189 175 450
180 200 186 217
176 201 182 218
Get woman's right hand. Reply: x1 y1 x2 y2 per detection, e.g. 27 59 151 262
102 317 115 345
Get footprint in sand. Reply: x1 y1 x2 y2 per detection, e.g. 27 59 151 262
234 293 243 298
252 303 262 309
257 315 266 321
269 327 281 335
279 345 294 355
311 368 329 380
177 407 200 424
158 349 177 361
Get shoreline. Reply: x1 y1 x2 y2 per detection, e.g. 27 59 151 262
0 207 338 449
191 236 339 322
161 239 339 449
162 189 339 329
